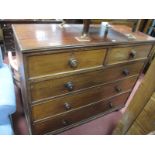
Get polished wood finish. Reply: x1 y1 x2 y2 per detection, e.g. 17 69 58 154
30 61 144 102
12 23 155 134
27 48 106 78
105 45 152 65
33 92 130 134
111 25 155 42
12 24 155 52
31 76 137 121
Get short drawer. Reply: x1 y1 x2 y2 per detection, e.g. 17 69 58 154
32 92 130 134
27 48 106 78
31 76 137 121
30 61 144 102
105 45 152 65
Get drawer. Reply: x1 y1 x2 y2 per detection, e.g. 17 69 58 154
30 61 144 102
27 48 107 78
32 92 130 134
105 45 152 65
31 76 137 121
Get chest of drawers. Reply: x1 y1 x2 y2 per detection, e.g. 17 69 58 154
12 23 155 134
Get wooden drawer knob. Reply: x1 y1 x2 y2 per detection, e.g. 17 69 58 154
129 50 136 58
64 102 71 110
62 119 70 126
68 58 78 68
115 86 122 93
122 69 129 76
64 81 74 91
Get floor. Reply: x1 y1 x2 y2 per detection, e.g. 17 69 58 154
11 75 143 135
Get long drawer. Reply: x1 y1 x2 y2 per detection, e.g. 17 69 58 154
32 92 130 134
31 76 137 121
105 45 152 65
30 61 144 102
27 48 107 78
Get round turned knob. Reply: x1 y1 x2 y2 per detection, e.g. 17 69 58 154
129 50 136 59
122 69 129 76
64 102 71 110
64 81 74 91
68 58 78 68
115 86 122 93
62 119 69 126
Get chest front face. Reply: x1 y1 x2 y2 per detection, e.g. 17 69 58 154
12 24 155 134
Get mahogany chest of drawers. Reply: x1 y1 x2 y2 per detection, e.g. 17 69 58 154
12 23 155 134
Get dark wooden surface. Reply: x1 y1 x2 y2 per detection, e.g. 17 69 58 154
33 92 130 135
105 45 152 65
27 48 106 78
12 24 155 52
31 76 137 121
12 24 155 134
30 61 144 103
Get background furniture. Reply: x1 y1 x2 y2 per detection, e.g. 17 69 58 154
0 47 16 135
91 19 141 31
1 24 16 53
113 55 155 134
0 20 62 55
12 23 155 135
148 20 155 37
0 25 4 58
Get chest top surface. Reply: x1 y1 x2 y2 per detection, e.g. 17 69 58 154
12 24 155 52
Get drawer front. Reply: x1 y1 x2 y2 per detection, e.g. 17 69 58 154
30 61 144 102
32 92 130 134
27 48 106 78
31 76 137 121
105 45 152 65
